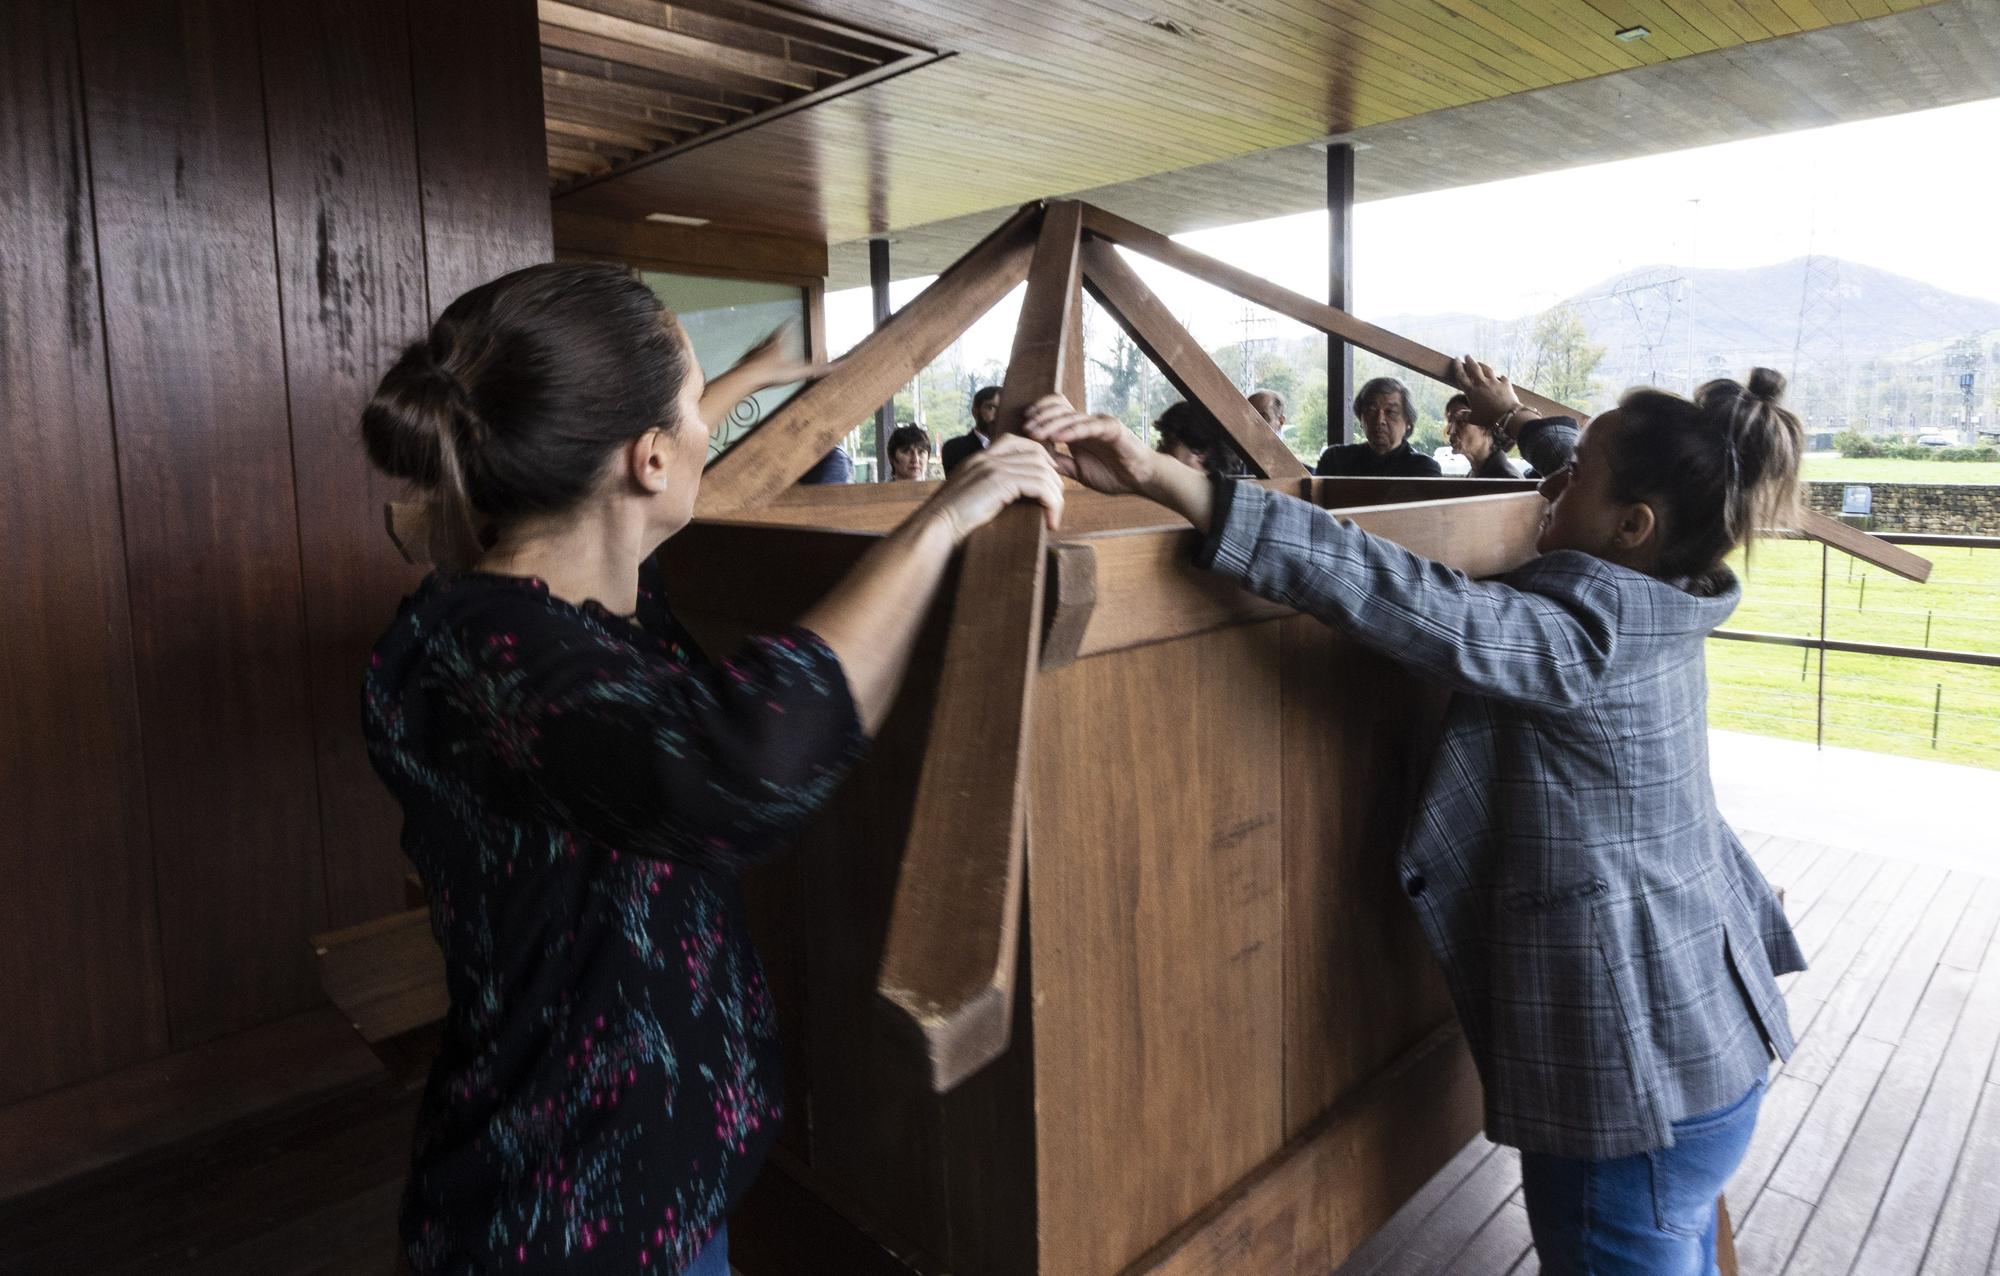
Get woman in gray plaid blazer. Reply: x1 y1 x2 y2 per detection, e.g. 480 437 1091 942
1026 363 1808 1276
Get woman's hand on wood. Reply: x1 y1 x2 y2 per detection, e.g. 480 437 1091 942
1453 354 1525 437
1022 395 1157 497
924 435 1066 544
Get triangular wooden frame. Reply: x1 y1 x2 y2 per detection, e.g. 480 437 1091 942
677 197 1931 1096
384 198 1929 1098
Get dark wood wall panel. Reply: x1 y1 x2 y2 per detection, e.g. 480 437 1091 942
77 0 327 1047
409 0 553 313
0 0 168 1103
5 0 550 1105
261 0 430 929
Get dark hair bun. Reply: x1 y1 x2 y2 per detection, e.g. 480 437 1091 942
359 262 687 543
1746 367 1786 404
362 340 459 487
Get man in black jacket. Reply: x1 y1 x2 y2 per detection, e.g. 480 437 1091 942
1314 377 1443 477
941 385 1003 475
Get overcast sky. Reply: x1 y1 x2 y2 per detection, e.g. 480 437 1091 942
828 95 2000 364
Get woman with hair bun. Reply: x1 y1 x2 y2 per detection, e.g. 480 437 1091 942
360 262 1062 1275
1024 358 1806 1275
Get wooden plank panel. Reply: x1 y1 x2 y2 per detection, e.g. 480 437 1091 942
1850 948 2000 1274
1856 869 1979 1048
0 1006 380 1201
1724 1071 1824 1215
788 627 959 1264
1333 1138 1499 1276
1069 492 1548 662
1939 876 2000 972
1375 1144 1524 1275
1030 622 1287 1276
1780 1037 1942 1273
540 0 822 90
1449 1199 1535 1275
1765 1034 1895 1202
410 0 553 312
1282 616 1456 1131
1783 862 1938 1086
0 0 168 1101
311 908 448 1044
1916 1082 2000 1276
1129 1025 1483 1276
260 0 430 930
554 209 828 278
1734 1188 1814 1276
79 0 327 1047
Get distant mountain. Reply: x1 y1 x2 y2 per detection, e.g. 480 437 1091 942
1376 258 2000 388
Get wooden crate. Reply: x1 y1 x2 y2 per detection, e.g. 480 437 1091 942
659 477 1538 1276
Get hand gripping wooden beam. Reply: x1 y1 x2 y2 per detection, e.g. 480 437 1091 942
876 200 1083 1092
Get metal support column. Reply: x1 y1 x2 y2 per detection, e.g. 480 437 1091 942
1327 143 1355 445
870 236 894 479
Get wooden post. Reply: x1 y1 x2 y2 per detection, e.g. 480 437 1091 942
1328 142 1355 445
870 236 893 481
1080 236 1307 480
877 201 1082 1092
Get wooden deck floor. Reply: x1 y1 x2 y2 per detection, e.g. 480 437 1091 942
8 830 1995 1274
1335 830 2000 1276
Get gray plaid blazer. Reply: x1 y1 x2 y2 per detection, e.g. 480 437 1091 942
1198 476 1805 1160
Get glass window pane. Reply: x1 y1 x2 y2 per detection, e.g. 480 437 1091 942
640 272 808 462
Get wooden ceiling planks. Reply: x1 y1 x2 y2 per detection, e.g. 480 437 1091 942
822 0 1982 289
535 0 936 196
552 0 1952 243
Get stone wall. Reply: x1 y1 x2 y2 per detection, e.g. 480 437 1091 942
1803 482 2000 535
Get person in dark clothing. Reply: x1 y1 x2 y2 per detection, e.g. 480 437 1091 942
1447 391 1524 479
1153 400 1245 477
798 445 853 485
887 423 934 480
1315 376 1443 477
941 384 1003 475
358 263 1064 1276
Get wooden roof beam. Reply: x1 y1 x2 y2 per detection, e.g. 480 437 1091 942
1079 236 1307 480
1077 203 1930 582
695 203 1042 516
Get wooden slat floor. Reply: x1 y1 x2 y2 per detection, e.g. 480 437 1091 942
1335 830 2000 1276
8 829 1994 1274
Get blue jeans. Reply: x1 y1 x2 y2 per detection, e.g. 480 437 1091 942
1519 1079 1763 1275
685 1224 729 1276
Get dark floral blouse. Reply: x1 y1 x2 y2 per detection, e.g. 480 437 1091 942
363 564 863 1274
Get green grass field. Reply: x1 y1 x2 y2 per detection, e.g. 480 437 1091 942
1800 455 2000 484
1708 538 2000 771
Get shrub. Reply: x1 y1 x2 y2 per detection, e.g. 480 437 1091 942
1833 429 1883 458
1938 446 2000 462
